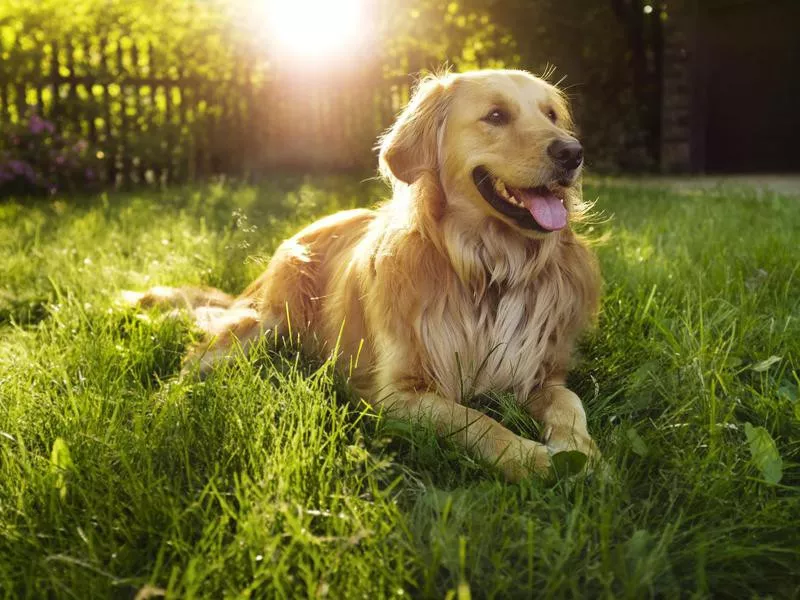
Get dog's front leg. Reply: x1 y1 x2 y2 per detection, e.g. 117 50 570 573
380 389 551 482
523 383 600 465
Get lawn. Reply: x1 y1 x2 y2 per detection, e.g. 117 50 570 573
1 177 798 598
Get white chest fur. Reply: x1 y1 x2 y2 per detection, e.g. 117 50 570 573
411 217 586 402
418 276 569 402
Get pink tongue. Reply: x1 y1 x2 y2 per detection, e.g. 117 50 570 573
513 188 567 231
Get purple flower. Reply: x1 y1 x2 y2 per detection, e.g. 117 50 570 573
29 116 45 135
29 114 56 135
1 160 35 183
85 168 95 180
8 159 26 175
55 155 65 166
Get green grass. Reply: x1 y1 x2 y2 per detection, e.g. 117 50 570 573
1 176 798 599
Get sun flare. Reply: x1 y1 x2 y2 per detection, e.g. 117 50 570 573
258 0 366 60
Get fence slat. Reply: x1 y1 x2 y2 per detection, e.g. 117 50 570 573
84 38 98 149
101 35 116 185
117 39 130 186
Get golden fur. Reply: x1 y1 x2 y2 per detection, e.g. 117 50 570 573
130 69 601 481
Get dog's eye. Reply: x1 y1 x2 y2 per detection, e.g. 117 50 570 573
546 108 558 123
483 108 509 126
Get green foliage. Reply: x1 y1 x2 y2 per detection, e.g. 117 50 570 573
48 437 74 501
377 0 520 74
744 423 783 485
625 426 650 457
1 178 799 597
0 0 240 78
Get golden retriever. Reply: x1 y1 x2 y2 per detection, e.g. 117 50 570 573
130 69 601 481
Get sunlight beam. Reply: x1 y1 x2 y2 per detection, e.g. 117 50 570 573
256 0 366 61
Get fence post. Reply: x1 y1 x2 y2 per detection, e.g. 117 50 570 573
0 35 6 127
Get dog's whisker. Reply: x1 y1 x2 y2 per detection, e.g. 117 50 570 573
476 172 493 187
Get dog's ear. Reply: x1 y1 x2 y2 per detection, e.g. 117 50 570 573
379 75 451 184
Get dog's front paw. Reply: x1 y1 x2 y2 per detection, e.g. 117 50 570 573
497 438 553 482
543 425 600 475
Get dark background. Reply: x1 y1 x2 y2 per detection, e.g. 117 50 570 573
697 0 800 173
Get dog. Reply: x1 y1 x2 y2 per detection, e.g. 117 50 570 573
129 69 601 481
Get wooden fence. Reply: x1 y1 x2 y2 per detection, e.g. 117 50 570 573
0 37 417 186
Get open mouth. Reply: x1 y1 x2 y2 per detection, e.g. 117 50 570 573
472 167 568 232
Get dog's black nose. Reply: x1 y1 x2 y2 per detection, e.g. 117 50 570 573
547 139 584 171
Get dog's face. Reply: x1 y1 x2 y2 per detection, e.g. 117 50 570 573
380 70 583 237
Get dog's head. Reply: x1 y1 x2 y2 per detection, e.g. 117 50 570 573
380 69 583 237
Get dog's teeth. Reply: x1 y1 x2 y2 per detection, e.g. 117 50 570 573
493 179 505 195
499 182 514 202
492 178 525 206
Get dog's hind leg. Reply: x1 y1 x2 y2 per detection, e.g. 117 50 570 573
180 236 325 376
182 302 271 376
127 233 322 377
122 285 235 312
122 285 264 376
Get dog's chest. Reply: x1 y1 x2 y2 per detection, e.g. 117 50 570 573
418 283 561 401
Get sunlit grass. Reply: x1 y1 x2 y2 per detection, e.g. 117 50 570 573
0 177 798 597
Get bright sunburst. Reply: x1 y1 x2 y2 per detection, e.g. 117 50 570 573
258 0 366 60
